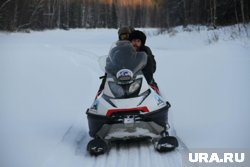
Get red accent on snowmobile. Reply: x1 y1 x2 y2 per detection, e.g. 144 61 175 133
150 83 161 95
106 106 149 117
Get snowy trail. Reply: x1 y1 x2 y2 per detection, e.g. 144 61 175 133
42 119 187 167
41 106 188 167
1 27 249 167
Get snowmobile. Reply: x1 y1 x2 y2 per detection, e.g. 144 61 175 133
86 41 178 155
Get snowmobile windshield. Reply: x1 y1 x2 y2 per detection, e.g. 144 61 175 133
105 41 147 81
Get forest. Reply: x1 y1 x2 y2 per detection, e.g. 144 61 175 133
0 0 249 31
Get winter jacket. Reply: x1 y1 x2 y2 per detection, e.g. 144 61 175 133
138 45 156 84
129 30 156 84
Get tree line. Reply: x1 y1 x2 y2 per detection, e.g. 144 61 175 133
0 0 249 31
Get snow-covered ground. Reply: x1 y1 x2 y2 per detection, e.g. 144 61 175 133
0 25 250 167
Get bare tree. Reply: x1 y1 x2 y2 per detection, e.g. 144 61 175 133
234 0 239 24
240 0 245 24
0 0 249 31
0 0 12 11
213 0 217 28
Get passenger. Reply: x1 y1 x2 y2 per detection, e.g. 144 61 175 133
129 30 160 94
96 27 159 97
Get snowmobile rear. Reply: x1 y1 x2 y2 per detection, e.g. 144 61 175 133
86 41 178 155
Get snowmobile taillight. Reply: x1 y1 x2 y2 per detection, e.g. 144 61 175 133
106 106 149 117
123 115 135 128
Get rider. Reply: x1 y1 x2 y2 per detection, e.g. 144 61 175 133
96 27 132 97
129 30 159 94
96 27 159 97
118 27 132 40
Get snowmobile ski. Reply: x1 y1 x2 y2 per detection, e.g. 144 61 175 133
154 136 179 152
87 138 109 155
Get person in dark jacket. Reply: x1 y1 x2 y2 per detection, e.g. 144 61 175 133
129 30 159 94
96 28 159 97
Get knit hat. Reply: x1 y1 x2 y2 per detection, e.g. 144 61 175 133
129 30 146 45
118 27 131 40
118 27 131 36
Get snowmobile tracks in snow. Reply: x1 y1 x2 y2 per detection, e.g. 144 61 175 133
42 124 190 167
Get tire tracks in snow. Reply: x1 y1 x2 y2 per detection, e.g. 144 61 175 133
62 46 102 74
39 69 190 167
42 121 189 167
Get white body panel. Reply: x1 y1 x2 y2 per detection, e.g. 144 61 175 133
88 75 167 116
